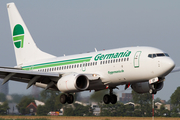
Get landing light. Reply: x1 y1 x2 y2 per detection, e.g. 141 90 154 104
92 74 97 77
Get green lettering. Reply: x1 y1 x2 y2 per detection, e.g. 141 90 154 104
100 55 105 60
94 54 101 61
125 51 131 57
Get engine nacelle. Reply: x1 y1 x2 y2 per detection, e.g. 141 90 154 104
57 73 89 93
131 81 164 94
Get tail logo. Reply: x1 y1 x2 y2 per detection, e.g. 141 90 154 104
13 24 24 48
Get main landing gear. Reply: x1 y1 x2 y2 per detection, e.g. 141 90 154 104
60 93 74 104
103 89 117 104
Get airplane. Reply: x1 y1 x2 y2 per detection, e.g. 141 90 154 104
1 2 179 104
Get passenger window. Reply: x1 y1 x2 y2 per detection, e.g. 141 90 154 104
77 64 79 68
105 60 107 64
124 58 126 61
121 58 123 62
119 59 121 62
100 61 102 64
80 64 82 67
127 58 129 61
95 62 97 65
67 66 68 69
116 59 118 62
113 59 115 63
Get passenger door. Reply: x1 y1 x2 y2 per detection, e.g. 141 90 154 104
134 51 141 68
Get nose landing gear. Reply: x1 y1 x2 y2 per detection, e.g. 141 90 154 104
103 89 117 104
149 84 157 94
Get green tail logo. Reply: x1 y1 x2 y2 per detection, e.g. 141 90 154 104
13 24 24 48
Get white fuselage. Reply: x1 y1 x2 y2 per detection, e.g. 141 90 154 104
20 46 175 91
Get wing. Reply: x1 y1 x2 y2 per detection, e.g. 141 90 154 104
0 67 61 90
171 67 180 73
0 67 101 91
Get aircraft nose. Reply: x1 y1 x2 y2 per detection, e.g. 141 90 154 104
162 58 175 76
167 58 175 70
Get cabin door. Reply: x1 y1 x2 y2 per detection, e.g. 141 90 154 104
134 51 141 68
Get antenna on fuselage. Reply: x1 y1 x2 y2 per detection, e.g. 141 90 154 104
94 48 97 52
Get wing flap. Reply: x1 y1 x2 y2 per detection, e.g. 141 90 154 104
0 67 61 90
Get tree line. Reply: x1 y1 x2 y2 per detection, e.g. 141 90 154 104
1 86 180 116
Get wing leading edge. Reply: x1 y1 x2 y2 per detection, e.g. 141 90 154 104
0 67 61 90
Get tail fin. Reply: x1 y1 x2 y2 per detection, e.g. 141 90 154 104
7 3 55 66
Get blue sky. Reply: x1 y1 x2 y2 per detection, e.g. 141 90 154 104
0 0 180 101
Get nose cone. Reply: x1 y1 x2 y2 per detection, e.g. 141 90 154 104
162 58 175 76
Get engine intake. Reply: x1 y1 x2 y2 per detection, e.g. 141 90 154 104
57 73 89 93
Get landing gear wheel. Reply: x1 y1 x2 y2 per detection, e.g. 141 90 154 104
110 94 117 104
152 90 157 94
103 94 111 104
60 94 67 104
67 94 74 104
149 89 153 94
149 89 157 94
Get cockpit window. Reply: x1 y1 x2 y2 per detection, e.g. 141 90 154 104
153 54 156 58
148 54 152 58
164 53 169 57
148 53 169 58
156 53 165 57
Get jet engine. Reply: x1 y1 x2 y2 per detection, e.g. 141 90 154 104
131 81 164 94
57 73 89 93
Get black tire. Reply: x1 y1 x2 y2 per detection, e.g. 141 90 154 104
67 94 74 104
149 89 157 94
111 94 117 104
152 90 157 94
103 94 111 104
60 94 67 104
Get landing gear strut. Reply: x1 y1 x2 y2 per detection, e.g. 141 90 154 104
103 89 117 104
149 84 157 94
60 93 74 104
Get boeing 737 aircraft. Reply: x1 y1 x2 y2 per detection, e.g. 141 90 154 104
1 3 179 104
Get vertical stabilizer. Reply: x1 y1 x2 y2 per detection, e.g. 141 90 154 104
7 3 56 66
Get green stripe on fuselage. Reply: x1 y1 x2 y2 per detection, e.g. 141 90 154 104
22 57 92 70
